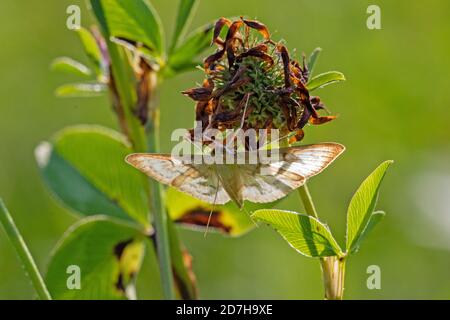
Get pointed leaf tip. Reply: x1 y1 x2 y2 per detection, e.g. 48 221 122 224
346 160 393 253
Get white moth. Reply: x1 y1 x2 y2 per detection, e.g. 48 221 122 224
126 143 344 208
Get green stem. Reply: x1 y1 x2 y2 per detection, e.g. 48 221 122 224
298 183 319 219
0 199 52 300
298 184 345 300
320 256 346 300
148 106 176 300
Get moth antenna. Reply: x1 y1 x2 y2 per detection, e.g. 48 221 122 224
260 132 292 149
184 134 204 154
239 93 251 129
222 93 252 154
204 176 221 238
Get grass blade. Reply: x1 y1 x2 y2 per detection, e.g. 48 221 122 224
0 199 52 300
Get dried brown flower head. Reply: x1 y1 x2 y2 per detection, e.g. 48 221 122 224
182 17 336 145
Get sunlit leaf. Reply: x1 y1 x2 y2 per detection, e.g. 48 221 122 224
90 0 164 56
306 71 346 91
346 161 393 253
166 187 258 237
45 216 146 299
35 125 149 226
252 209 343 257
55 82 107 97
170 0 199 52
307 47 322 76
51 57 92 77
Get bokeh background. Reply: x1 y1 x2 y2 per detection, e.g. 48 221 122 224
1 0 450 299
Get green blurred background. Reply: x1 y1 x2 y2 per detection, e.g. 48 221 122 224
1 0 450 299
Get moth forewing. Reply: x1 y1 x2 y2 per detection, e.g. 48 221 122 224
277 143 345 179
125 153 231 205
240 143 344 203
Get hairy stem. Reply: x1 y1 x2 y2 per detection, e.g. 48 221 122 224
0 199 52 300
298 184 345 300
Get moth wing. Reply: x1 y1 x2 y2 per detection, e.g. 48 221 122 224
240 164 305 203
274 142 345 179
126 154 230 205
240 143 344 203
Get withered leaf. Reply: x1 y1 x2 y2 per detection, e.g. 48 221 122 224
173 248 198 300
309 115 337 125
225 20 244 43
212 17 232 46
277 44 292 88
224 21 244 68
242 18 271 39
236 44 274 66
288 129 305 144
204 49 225 70
175 207 232 234
182 87 213 101
297 107 312 128
135 59 152 125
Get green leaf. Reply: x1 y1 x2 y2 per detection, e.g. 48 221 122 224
170 0 199 52
77 27 105 78
346 161 393 253
45 216 146 299
36 142 131 222
351 211 385 253
252 209 343 257
51 57 92 77
167 22 214 75
91 0 164 57
307 47 322 76
35 125 149 226
166 187 257 237
55 82 107 97
306 71 346 91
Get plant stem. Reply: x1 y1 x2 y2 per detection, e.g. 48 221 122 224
0 199 52 300
298 184 346 300
320 256 346 300
147 101 176 300
298 183 319 219
90 1 176 300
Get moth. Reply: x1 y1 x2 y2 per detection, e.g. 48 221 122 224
126 143 344 209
